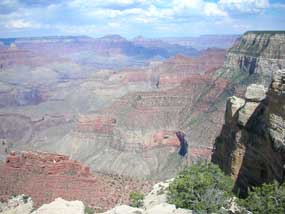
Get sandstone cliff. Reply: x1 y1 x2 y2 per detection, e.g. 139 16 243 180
212 70 285 196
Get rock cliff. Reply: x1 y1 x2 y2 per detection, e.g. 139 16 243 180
212 70 285 196
224 31 285 76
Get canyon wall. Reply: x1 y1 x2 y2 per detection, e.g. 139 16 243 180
212 70 285 196
224 31 285 77
2 32 285 180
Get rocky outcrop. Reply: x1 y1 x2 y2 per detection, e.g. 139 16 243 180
103 203 192 214
32 198 85 214
212 70 285 196
0 195 33 214
147 131 182 150
0 196 85 214
225 31 285 75
5 151 91 176
0 151 153 211
102 179 193 214
268 71 285 151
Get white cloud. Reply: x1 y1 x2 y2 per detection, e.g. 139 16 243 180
5 19 41 28
86 4 173 23
172 0 204 10
68 0 152 9
218 0 269 13
0 0 281 38
171 0 227 17
204 2 228 16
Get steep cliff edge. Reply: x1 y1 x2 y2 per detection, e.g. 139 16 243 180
224 31 285 77
212 70 285 196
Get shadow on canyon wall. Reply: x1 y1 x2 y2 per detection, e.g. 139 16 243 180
177 131 188 156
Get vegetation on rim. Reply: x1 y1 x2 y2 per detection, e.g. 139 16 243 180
167 162 234 212
129 191 145 208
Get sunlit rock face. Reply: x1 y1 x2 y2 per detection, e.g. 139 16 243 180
225 31 285 76
0 151 153 211
212 70 285 196
32 198 85 214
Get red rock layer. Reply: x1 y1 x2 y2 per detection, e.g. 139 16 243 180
0 151 153 211
6 151 91 176
144 130 181 150
76 115 116 134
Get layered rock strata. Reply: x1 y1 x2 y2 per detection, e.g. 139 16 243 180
212 70 285 195
0 151 153 211
225 31 285 75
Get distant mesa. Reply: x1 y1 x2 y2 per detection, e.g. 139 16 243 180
99 34 128 42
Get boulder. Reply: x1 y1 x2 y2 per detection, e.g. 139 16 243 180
270 70 285 93
225 96 245 124
146 203 192 214
245 84 266 102
237 102 259 127
32 198 85 214
102 205 143 214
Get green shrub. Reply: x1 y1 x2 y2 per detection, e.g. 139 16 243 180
238 181 285 214
167 162 234 213
84 206 95 214
22 195 29 204
129 191 144 208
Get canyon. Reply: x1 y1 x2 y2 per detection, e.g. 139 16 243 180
0 31 285 210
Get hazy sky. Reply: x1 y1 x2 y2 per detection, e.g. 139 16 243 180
0 0 285 38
